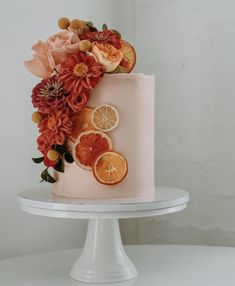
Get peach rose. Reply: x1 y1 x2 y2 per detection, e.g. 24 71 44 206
24 31 80 78
91 42 123 73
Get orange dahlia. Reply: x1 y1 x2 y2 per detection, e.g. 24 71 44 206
80 30 121 49
58 53 104 94
39 107 73 145
37 132 50 154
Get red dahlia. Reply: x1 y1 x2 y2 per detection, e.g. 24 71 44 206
39 107 73 145
80 30 121 49
32 75 68 114
58 53 104 94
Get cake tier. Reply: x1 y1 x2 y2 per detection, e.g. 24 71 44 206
53 73 155 199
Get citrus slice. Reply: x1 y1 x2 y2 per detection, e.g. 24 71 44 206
69 107 96 142
93 151 128 185
73 130 112 170
92 104 119 132
115 40 136 73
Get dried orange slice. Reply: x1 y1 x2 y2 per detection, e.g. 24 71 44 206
91 104 119 132
93 151 128 185
115 40 136 73
73 130 112 170
69 107 96 142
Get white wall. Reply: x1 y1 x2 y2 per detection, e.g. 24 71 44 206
0 0 124 259
122 0 235 246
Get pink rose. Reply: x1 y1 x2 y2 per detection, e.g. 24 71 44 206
47 31 80 65
24 31 80 78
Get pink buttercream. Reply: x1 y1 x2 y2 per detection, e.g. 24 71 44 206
53 73 155 199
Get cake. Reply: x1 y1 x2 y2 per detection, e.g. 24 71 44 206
25 17 155 199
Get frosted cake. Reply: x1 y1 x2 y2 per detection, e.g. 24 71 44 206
25 17 155 198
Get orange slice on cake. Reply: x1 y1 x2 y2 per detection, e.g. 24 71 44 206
73 130 112 170
115 40 136 73
92 104 119 132
93 151 128 185
69 107 96 142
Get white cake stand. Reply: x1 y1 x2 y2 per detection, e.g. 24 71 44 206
18 186 189 284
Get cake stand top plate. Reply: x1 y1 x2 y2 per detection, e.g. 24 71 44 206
18 186 189 219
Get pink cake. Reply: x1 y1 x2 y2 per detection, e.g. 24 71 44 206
53 73 155 198
25 17 155 199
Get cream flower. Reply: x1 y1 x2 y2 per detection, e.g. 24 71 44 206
91 42 123 73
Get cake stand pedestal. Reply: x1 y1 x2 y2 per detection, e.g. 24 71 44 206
18 186 189 284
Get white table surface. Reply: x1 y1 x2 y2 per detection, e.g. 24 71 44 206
1 245 234 286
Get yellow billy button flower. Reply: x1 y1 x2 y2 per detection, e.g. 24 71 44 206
47 150 60 161
70 19 82 29
31 111 43 124
78 40 92 52
58 17 70 29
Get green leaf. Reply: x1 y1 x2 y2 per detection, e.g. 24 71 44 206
87 21 97 31
41 169 56 184
64 152 74 163
52 144 67 155
32 157 44 164
87 21 94 27
90 26 98 32
54 159 64 173
111 29 121 38
102 23 108 31
41 169 48 181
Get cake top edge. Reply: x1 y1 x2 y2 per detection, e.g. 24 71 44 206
104 73 155 78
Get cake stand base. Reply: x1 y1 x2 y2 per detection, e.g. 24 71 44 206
70 218 137 283
18 187 189 284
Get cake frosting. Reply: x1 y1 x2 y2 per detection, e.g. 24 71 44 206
25 17 155 199
53 73 155 198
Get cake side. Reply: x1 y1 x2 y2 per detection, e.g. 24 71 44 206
53 73 155 198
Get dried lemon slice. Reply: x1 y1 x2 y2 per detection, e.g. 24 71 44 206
115 40 136 73
93 151 128 185
91 104 119 132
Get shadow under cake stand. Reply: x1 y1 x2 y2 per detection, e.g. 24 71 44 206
18 186 189 284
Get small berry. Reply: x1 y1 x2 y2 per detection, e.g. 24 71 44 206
47 150 60 161
31 111 43 124
58 17 70 29
78 40 92 52
70 19 81 29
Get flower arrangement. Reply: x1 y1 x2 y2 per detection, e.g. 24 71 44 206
25 17 136 184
